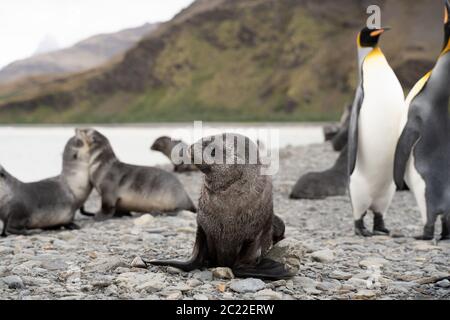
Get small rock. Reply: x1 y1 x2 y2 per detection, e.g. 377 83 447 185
0 246 14 255
217 283 226 292
193 270 213 281
329 270 352 280
436 279 450 288
266 238 305 273
316 280 341 292
187 279 202 287
359 257 389 269
293 276 321 295
131 256 147 269
230 278 265 293
164 290 183 300
193 294 209 300
353 289 377 300
1 275 24 289
271 280 287 287
346 277 369 289
311 249 335 263
254 289 283 300
212 267 234 280
167 267 183 274
134 214 155 227
137 281 164 293
86 257 128 273
413 242 442 251
41 259 68 271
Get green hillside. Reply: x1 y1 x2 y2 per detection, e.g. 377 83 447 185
0 0 443 123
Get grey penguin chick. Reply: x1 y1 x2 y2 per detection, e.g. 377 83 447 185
151 136 198 173
0 130 92 236
150 133 293 280
78 129 196 221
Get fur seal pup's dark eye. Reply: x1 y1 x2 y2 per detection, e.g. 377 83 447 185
210 148 216 157
0 172 5 178
74 138 83 148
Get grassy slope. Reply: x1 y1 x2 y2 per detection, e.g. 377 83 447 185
0 0 443 123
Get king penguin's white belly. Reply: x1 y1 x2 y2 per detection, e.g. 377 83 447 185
404 153 427 224
352 50 405 198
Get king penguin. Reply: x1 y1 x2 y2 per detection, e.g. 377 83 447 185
348 27 405 237
394 0 450 241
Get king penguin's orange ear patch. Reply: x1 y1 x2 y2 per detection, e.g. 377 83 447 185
445 6 449 24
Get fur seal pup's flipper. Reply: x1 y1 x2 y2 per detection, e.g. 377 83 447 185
394 123 421 189
149 227 208 271
233 259 295 280
80 206 131 218
3 204 34 236
63 222 81 230
79 206 95 217
272 215 286 244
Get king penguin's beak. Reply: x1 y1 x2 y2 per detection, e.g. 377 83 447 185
370 27 391 37
445 0 450 24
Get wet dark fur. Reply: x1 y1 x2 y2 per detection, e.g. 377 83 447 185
150 133 293 280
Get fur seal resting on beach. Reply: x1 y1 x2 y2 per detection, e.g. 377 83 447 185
151 136 198 173
290 146 348 200
0 131 92 236
78 129 196 221
150 133 293 280
323 104 351 152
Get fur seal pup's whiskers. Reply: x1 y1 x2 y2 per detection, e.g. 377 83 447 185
78 129 196 221
150 133 293 280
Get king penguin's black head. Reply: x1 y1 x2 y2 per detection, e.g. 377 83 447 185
358 27 391 48
443 0 450 49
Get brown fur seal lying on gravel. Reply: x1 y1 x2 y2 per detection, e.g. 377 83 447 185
150 133 293 280
0 130 92 236
290 146 348 199
151 136 198 173
78 129 196 221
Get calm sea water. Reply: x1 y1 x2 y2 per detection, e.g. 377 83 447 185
0 123 324 182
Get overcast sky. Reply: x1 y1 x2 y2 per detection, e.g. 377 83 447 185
0 0 195 69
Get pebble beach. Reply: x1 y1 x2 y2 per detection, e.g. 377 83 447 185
0 143 449 300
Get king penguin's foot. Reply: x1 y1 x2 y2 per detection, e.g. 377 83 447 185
354 219 372 237
441 233 450 241
414 225 435 241
440 216 450 241
373 213 390 236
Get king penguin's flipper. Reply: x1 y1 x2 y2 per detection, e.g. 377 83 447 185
149 226 208 272
394 120 421 189
232 258 295 280
348 83 365 175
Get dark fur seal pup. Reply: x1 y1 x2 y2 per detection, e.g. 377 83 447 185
150 133 293 280
0 131 92 236
290 146 348 199
151 136 198 173
324 104 351 152
78 129 196 221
